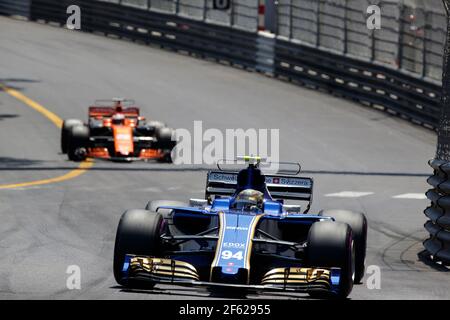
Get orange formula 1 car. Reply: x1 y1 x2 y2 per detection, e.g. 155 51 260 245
60 99 175 162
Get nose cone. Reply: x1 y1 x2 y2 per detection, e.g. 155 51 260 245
210 266 249 284
113 126 134 156
210 212 262 284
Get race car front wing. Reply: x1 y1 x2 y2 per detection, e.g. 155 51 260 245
121 255 341 295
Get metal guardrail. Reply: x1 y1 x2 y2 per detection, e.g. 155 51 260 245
274 37 441 128
437 2 450 161
275 0 446 85
27 0 273 74
0 0 436 129
99 0 259 31
0 0 30 17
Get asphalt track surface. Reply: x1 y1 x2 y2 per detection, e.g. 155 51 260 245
0 16 448 300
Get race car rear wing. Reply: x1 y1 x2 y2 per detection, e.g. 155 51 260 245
205 171 314 205
88 106 140 118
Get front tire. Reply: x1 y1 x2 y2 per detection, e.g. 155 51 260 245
67 125 89 161
61 119 83 154
306 221 355 299
156 127 175 150
158 150 173 163
319 209 367 284
113 209 163 286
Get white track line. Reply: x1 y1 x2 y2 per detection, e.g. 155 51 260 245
325 191 374 198
392 193 427 199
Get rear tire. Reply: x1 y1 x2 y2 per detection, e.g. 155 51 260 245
113 209 163 286
67 125 89 161
147 121 165 131
319 209 367 284
156 127 175 150
158 150 173 163
306 221 355 299
137 121 165 136
61 119 83 154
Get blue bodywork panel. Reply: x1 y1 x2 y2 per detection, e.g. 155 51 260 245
153 164 333 284
120 163 346 296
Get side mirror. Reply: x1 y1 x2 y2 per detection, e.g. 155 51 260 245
189 199 208 208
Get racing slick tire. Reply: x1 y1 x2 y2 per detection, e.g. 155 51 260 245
67 125 89 161
147 121 165 131
156 127 175 150
158 150 173 164
113 209 163 287
319 209 367 284
136 121 164 136
61 119 83 154
306 221 355 299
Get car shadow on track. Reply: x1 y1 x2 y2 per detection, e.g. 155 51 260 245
112 285 219 299
0 165 215 172
0 78 40 91
0 164 430 177
111 285 321 300
0 156 45 167
0 114 19 121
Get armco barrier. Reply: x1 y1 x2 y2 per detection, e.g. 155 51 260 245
0 0 30 17
28 0 273 73
274 38 441 128
275 0 446 84
1 0 437 129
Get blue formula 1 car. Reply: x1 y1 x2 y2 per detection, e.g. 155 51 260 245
113 157 367 298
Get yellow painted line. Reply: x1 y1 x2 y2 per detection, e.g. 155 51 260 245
0 84 63 129
0 84 93 190
0 160 94 190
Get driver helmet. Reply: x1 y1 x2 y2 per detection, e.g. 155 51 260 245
112 113 125 125
233 189 264 212
114 100 123 113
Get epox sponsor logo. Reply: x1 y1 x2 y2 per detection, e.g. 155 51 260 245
223 242 246 249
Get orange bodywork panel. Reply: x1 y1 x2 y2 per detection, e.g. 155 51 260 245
113 125 134 156
89 147 110 159
83 103 168 161
86 147 163 160
139 149 163 159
